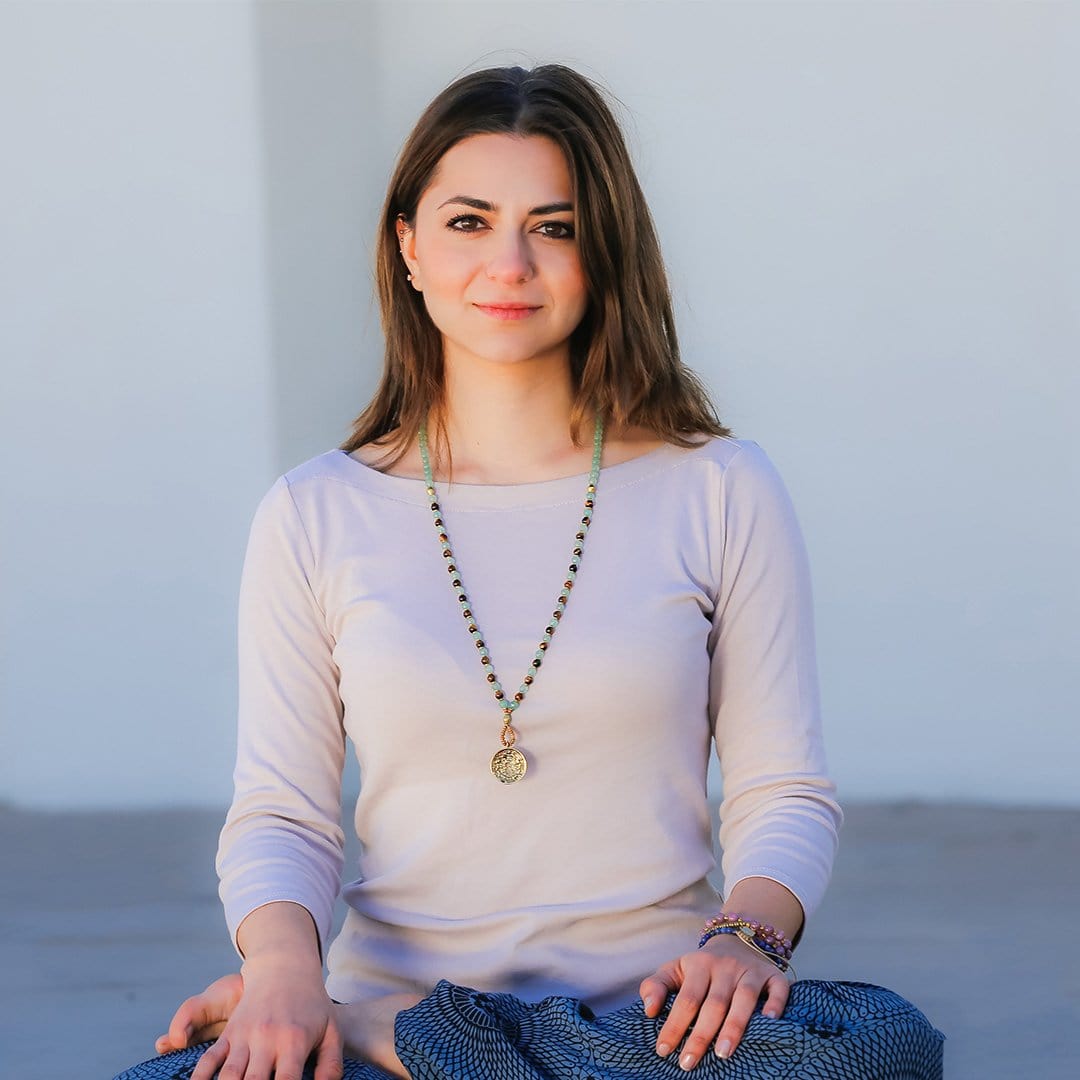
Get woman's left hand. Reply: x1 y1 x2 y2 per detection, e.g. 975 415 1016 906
638 934 790 1070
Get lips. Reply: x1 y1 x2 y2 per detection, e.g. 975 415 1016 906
474 303 541 321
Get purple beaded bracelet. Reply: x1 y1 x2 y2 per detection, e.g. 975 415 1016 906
698 913 794 960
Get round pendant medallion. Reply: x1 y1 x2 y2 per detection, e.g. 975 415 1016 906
490 746 527 784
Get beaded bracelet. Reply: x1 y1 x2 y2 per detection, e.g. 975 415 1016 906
698 913 794 959
701 925 797 979
723 927 798 980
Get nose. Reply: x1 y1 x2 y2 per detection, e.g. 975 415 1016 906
485 230 534 284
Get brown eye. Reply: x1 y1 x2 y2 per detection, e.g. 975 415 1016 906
446 214 485 232
536 221 575 240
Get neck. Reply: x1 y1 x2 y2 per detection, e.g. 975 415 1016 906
432 355 594 483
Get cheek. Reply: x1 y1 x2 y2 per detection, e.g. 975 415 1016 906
417 235 473 286
560 261 589 319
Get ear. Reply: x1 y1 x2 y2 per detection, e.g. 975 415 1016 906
396 214 422 290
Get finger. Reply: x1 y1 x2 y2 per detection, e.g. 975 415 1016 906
639 964 678 1018
165 998 200 1050
244 1041 286 1080
674 985 736 1070
154 1034 174 1055
655 968 713 1058
217 1043 255 1080
190 1037 234 1080
167 992 226 1050
314 1023 345 1080
760 972 791 1020
715 977 767 1059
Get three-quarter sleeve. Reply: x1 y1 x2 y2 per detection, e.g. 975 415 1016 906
216 475 346 958
708 442 842 922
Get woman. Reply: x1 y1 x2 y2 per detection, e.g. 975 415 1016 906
118 64 941 1080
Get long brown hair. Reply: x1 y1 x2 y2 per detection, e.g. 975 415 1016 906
341 64 730 463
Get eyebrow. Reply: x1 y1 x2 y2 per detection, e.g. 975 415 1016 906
436 196 574 216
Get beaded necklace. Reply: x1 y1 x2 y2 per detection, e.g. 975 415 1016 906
418 416 604 783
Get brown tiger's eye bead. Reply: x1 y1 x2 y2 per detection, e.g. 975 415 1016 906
539 641 548 651
494 690 504 699
467 624 478 633
434 518 443 527
546 626 556 636
531 659 542 668
576 532 585 541
585 499 594 508
475 640 485 649
524 675 534 685
552 611 562 620
481 656 492 666
438 533 448 542
452 579 462 588
564 580 573 590
430 502 439 512
569 563 578 572
487 673 496 682
462 608 472 618
514 692 524 702
442 550 452 558
573 548 582 557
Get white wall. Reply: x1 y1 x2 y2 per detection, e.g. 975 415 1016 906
2 1 1076 808
0 1 279 807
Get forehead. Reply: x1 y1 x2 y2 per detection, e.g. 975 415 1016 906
422 133 573 205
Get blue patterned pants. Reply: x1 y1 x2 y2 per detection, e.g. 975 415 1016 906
114 978 944 1079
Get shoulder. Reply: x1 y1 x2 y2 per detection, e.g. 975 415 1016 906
246 449 367 540
249 447 431 561
660 436 804 532
259 448 404 510
661 435 783 489
281 448 359 492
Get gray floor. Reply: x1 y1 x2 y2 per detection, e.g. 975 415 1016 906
2 802 1078 1079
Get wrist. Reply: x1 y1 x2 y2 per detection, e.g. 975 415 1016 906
697 910 796 978
240 950 324 982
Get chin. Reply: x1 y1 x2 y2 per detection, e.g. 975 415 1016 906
452 338 571 368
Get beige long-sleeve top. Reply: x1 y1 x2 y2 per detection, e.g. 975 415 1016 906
217 436 842 1011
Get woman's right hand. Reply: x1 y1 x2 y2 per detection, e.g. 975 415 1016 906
184 956 343 1080
155 972 245 1054
156 969 417 1080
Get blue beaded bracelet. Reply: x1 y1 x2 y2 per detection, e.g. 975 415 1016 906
699 925 795 977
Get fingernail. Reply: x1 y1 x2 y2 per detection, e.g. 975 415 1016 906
763 1009 778 1019
715 1039 732 1059
643 995 656 1011
657 1041 671 1056
680 1051 697 1070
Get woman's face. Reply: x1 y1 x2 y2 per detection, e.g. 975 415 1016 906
400 133 588 373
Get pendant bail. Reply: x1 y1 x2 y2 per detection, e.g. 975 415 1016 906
500 709 517 748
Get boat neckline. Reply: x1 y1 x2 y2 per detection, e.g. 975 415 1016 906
328 438 725 509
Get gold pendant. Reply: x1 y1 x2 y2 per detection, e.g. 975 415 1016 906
491 745 527 784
